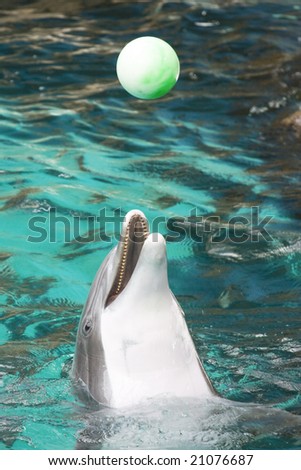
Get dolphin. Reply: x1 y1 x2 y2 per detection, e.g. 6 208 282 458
72 209 216 408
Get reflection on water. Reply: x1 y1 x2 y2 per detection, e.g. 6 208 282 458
0 0 301 450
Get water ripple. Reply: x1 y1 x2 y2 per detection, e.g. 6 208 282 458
0 0 301 450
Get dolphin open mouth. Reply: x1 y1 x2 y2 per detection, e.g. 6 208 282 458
105 212 149 307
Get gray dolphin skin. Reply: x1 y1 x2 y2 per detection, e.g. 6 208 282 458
72 209 216 408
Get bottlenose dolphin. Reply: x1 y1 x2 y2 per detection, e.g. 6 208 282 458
72 210 216 408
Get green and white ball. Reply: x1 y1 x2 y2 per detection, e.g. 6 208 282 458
116 36 180 100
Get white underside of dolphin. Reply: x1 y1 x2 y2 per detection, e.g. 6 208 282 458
72 210 216 408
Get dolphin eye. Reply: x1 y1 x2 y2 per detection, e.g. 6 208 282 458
82 319 93 336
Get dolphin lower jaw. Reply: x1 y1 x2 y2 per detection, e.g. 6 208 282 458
105 212 149 307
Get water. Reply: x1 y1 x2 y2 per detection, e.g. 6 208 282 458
0 0 301 450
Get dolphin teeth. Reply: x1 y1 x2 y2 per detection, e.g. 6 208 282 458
105 213 149 306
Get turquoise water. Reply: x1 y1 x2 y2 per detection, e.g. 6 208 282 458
1 0 301 449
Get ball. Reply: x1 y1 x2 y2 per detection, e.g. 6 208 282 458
116 36 180 100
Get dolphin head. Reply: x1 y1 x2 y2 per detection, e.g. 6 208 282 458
72 210 215 408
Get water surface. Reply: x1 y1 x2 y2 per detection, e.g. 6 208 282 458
0 0 301 449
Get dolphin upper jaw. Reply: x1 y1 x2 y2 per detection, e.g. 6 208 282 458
101 211 168 311
104 233 170 316
104 210 150 308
